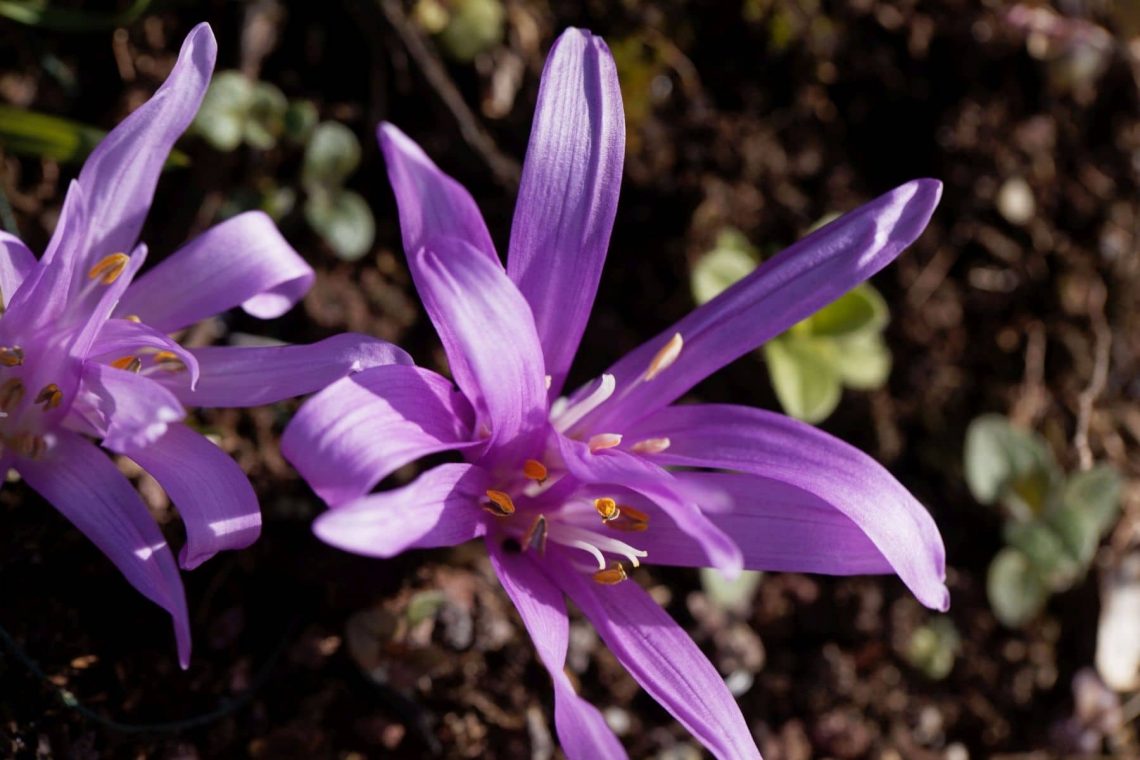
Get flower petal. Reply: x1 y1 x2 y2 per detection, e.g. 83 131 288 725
312 464 489 557
88 318 201 388
17 431 191 668
0 231 36 307
624 471 893 574
116 422 260 571
75 23 215 263
73 361 185 450
378 122 497 261
625 403 949 610
558 567 760 760
506 28 624 396
554 434 742 578
158 333 411 408
116 211 314 332
412 236 547 464
282 364 479 507
580 180 942 432
488 541 628 760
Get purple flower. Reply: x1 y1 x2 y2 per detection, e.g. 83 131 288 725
0 23 406 668
283 27 948 759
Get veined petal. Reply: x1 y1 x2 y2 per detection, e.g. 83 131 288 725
74 23 216 264
116 211 314 332
282 364 479 507
88 318 201 388
0 231 36 307
506 28 624 396
158 334 411 408
626 403 949 610
557 567 760 760
17 431 191 668
312 464 489 557
74 362 185 450
488 541 628 760
378 123 497 261
581 180 942 432
629 471 893 574
116 422 260 571
411 237 547 464
554 434 742 578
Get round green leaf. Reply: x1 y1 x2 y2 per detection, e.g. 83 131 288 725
987 547 1049 627
302 121 362 190
1061 465 1122 535
1004 521 1081 589
806 284 889 338
283 99 319 144
305 190 375 261
193 71 254 152
963 414 1057 510
691 229 758 306
699 568 763 615
243 81 288 151
834 331 892 390
763 336 842 424
436 0 505 61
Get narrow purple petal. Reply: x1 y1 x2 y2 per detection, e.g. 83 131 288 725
625 404 949 610
488 541 628 760
157 334 411 408
116 211 314 332
75 23 216 262
580 180 942 432
116 422 260 571
411 237 547 464
558 567 760 760
73 362 185 450
378 123 497 261
627 471 893 574
0 231 36 307
312 464 489 557
506 28 625 396
5 181 87 326
88 318 201 388
17 431 191 668
282 364 479 507
554 434 743 577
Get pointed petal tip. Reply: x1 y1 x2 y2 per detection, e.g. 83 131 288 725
183 20 218 66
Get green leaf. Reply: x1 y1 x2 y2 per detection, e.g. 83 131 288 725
192 71 254 152
699 568 763 615
1050 466 1121 567
0 104 187 166
833 331 892 390
963 414 1057 513
305 189 374 261
1004 521 1081 590
904 617 961 680
0 0 151 32
302 121 362 191
243 81 288 151
987 547 1049 627
436 0 505 62
691 227 758 306
805 284 889 338
283 100 319 145
763 336 842 424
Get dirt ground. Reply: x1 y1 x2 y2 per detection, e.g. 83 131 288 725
2 1 1140 758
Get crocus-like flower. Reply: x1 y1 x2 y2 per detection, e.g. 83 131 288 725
0 23 405 668
283 28 948 759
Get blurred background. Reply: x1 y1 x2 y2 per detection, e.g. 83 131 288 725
2 0 1140 757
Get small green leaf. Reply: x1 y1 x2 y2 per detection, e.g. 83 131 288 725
0 0 151 32
691 227 758 305
806 285 888 338
833 331 892 390
963 414 1057 512
305 189 375 261
987 547 1049 627
283 100 319 145
904 617 961 680
192 71 254 152
302 121 362 190
763 336 842 424
1004 521 1081 590
699 568 763 615
243 81 288 150
436 0 505 61
1050 466 1121 567
0 104 187 166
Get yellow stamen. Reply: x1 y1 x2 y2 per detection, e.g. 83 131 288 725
605 505 649 533
0 346 25 367
10 431 46 459
587 433 622 453
523 514 548 554
644 332 683 381
592 561 628 585
522 459 548 483
0 378 25 411
483 489 516 517
34 383 62 410
124 314 142 323
87 253 130 285
593 497 620 522
111 355 143 373
630 437 671 455
153 351 187 372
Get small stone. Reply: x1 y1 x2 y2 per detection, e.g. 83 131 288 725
1096 552 1140 691
996 177 1035 226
